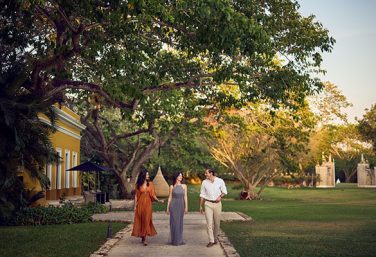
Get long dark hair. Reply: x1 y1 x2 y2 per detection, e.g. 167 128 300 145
136 169 149 189
172 172 183 186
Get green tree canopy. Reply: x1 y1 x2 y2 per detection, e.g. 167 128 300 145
209 101 315 199
358 104 376 153
2 0 334 108
308 81 352 125
1 0 335 198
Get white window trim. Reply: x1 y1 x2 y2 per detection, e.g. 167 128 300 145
39 117 83 140
65 150 71 189
72 152 78 188
53 107 86 131
56 148 62 190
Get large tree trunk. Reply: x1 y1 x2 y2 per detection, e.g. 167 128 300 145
114 133 171 199
82 113 172 199
239 189 260 200
115 173 135 199
344 169 357 183
256 173 276 198
106 147 161 199
117 176 129 199
239 182 260 200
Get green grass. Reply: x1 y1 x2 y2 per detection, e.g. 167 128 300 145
155 183 376 257
4 184 374 257
0 222 127 257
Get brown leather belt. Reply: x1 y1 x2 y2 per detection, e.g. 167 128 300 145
205 199 219 203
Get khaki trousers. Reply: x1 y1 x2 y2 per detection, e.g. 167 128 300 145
204 201 222 243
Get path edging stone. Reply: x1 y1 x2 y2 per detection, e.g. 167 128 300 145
218 229 241 257
236 211 253 221
90 224 133 257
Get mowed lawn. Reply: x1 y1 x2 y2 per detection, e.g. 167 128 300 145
0 222 127 257
2 184 374 257
155 183 376 257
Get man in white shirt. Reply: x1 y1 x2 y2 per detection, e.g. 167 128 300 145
199 168 228 247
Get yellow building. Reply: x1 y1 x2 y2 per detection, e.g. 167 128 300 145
19 105 86 204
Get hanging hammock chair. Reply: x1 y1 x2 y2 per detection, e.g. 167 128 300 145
152 166 170 197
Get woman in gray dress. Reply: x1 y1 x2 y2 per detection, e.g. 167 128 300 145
166 172 188 245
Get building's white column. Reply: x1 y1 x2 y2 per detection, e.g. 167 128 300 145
46 164 52 187
72 152 78 188
56 148 62 190
65 150 70 189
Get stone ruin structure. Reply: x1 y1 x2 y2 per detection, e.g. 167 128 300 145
357 154 376 188
315 153 335 188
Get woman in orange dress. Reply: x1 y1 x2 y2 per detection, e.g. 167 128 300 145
131 169 164 245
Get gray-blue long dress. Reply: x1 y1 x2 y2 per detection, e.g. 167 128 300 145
169 185 185 245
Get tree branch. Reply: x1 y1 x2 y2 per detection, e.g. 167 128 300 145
56 4 78 33
93 120 107 152
106 127 151 150
35 5 57 29
49 79 134 109
153 18 196 39
143 73 215 93
97 115 117 138
121 139 142 173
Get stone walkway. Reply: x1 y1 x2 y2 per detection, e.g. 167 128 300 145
92 211 249 257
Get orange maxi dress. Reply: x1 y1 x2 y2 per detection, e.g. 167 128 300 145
131 182 157 237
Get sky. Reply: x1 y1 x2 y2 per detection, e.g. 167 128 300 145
298 0 376 122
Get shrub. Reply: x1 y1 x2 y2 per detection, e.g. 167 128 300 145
272 174 318 187
81 202 109 214
2 201 108 226
272 176 283 186
5 205 90 226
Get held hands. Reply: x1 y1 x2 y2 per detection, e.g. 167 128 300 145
155 198 164 203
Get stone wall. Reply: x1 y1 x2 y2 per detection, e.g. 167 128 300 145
357 155 376 188
316 153 335 188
